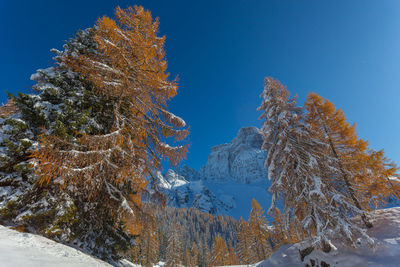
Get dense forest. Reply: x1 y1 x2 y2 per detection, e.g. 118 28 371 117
131 199 276 266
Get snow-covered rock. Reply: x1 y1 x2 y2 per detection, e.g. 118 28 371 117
241 207 400 267
199 127 268 184
0 225 138 267
157 170 232 214
164 169 188 188
174 165 199 181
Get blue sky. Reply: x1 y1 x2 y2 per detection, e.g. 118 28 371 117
1 0 399 170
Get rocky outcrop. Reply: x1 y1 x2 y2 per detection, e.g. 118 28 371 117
174 165 199 181
199 127 268 183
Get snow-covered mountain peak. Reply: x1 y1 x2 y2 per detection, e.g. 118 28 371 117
155 169 232 214
199 126 268 184
153 126 271 219
164 169 188 187
174 165 199 181
231 126 263 147
155 171 171 189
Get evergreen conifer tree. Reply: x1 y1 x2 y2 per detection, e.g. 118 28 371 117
227 245 240 265
305 93 399 218
236 217 253 263
191 241 199 267
138 215 160 267
248 199 272 262
211 234 230 266
0 5 188 261
165 225 183 267
258 77 374 253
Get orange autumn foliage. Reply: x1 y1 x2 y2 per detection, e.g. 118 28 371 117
305 93 399 213
31 6 189 236
0 99 17 118
211 235 230 266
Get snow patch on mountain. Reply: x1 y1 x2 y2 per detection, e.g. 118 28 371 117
174 165 199 181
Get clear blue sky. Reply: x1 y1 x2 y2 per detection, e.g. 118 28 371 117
1 0 399 170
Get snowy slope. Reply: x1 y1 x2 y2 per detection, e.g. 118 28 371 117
237 207 400 267
0 225 138 267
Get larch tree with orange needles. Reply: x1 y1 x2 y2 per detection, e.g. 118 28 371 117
357 150 400 205
259 78 376 256
236 217 253 263
0 99 17 118
305 93 399 226
190 241 199 267
138 215 160 267
165 225 184 267
30 5 188 259
211 234 230 266
248 199 272 262
34 6 188 196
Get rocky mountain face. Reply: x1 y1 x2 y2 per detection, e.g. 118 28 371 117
155 127 272 218
199 127 268 183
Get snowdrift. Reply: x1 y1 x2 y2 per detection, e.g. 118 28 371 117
254 207 400 267
0 225 138 267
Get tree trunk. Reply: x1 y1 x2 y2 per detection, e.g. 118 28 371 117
322 124 373 228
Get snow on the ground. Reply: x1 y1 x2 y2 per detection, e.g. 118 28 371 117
0 225 139 267
2 207 400 267
236 207 400 267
